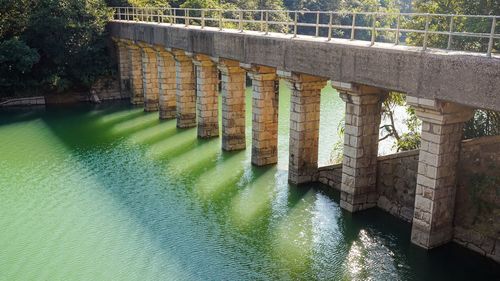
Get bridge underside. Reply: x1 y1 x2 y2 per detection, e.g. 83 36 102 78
109 20 498 252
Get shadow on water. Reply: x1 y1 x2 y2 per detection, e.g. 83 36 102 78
8 101 499 281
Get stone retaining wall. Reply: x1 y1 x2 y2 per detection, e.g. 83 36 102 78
0 96 45 107
318 135 500 262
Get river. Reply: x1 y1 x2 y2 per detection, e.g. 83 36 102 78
1 83 499 280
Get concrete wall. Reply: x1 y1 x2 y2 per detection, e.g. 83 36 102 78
108 21 500 112
319 136 500 262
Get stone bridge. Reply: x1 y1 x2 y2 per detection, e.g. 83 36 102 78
107 18 500 252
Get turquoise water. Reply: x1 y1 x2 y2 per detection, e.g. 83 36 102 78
0 83 499 280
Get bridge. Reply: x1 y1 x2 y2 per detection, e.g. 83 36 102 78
108 7 500 252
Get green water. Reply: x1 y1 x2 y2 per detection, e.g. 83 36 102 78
1 83 499 281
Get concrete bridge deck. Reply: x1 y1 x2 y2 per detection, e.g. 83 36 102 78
108 20 500 112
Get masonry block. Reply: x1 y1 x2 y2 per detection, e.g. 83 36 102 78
407 97 474 249
335 84 387 212
172 50 196 128
193 54 219 138
217 59 246 151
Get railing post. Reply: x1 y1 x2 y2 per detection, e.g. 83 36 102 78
265 11 269 35
351 13 357 40
185 9 189 27
157 9 161 24
117 7 121 20
260 11 264 32
315 11 320 37
423 13 430 51
239 10 243 32
172 9 175 25
487 17 496 58
328 11 333 41
371 13 376 46
395 14 401 45
447 16 454 49
219 10 223 31
201 10 205 29
293 11 298 37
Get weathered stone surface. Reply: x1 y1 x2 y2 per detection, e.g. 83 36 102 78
139 44 160 112
245 65 278 166
113 38 131 97
217 58 246 151
123 40 144 105
335 84 387 212
172 49 196 128
281 72 327 184
155 47 177 119
192 54 219 138
407 98 474 249
454 135 500 263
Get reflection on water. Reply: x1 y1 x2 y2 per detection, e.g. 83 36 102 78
1 83 499 281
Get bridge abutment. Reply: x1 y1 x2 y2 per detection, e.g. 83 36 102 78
407 97 474 249
139 44 160 112
334 82 387 212
172 49 196 128
155 47 177 120
281 71 327 185
217 59 246 151
244 64 279 166
192 54 219 138
125 41 144 105
114 39 131 96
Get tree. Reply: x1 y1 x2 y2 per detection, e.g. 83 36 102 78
0 38 39 92
0 0 114 96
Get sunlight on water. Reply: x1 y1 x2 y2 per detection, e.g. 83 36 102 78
127 119 177 144
145 127 197 159
1 84 499 281
230 168 277 228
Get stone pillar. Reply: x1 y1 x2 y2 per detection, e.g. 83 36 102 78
333 82 386 212
172 49 196 128
155 47 177 119
139 44 159 112
217 59 246 151
192 54 219 138
244 64 279 166
126 41 144 105
407 97 474 249
280 71 327 184
114 39 131 96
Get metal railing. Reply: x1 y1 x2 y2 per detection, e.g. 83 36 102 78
112 7 500 57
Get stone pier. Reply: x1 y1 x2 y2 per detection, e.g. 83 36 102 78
244 64 279 166
281 71 327 184
114 39 131 95
126 41 144 105
172 49 196 128
333 82 387 212
407 97 474 249
217 59 246 151
192 54 219 138
155 47 177 119
139 44 159 111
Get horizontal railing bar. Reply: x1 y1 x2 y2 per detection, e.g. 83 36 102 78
116 7 500 18
111 7 500 56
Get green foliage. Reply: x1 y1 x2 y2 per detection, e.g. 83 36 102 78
464 110 500 138
1 0 114 96
0 38 39 92
406 0 500 53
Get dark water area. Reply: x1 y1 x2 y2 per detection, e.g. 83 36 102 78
1 86 499 280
